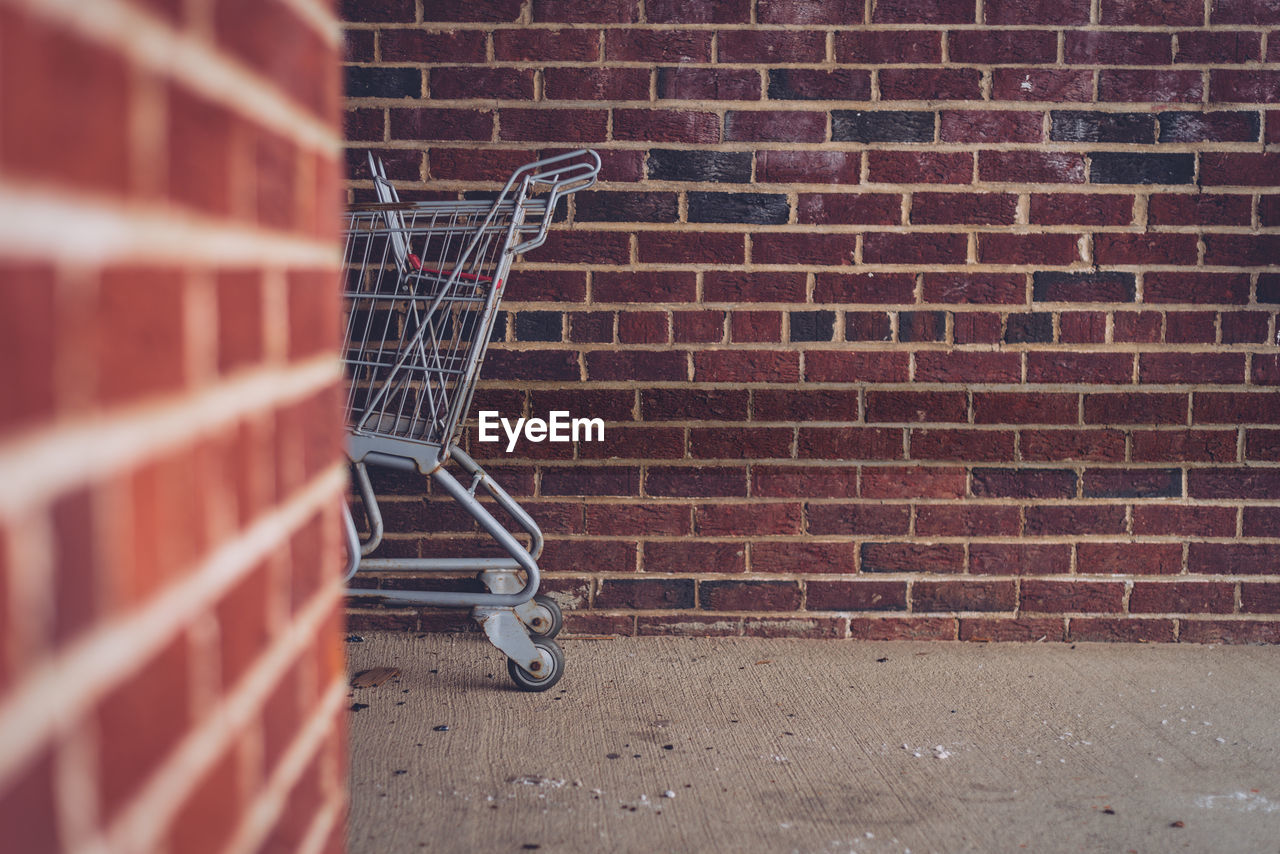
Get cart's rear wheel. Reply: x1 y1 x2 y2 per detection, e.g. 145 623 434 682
507 638 564 692
526 594 563 639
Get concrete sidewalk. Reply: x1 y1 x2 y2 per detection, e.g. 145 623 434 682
346 634 1279 854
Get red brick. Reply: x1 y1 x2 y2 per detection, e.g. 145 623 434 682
1061 311 1108 343
0 750 60 854
166 746 240 854
695 503 803 536
1078 542 1183 575
971 467 1077 499
974 392 1078 425
992 68 1094 102
1247 429 1280 460
691 426 791 458
979 151 1086 183
1084 393 1187 424
985 0 1089 22
1025 504 1127 535
970 543 1072 575
797 427 903 460
910 428 1016 461
1022 429 1126 462
807 503 911 535
863 232 967 264
1145 273 1250 305
1139 353 1246 385
1023 581 1125 614
980 233 1083 265
1027 352 1133 384
1030 194 1134 226
701 580 800 610
2 9 131 195
729 310 782 342
836 30 942 63
1100 70 1204 103
1133 430 1236 463
637 231 745 264
390 108 493 141
1176 30 1261 63
754 390 861 421
914 580 1015 612
704 271 806 302
717 29 826 62
1068 618 1175 643
96 268 187 404
539 539 638 573
1209 70 1280 102
882 68 983 101
753 465 859 498
949 30 1056 64
1190 542 1280 574
849 617 956 640
814 273 915 303
913 192 1017 225
1102 0 1203 24
1148 193 1252 226
1133 505 1237 537
1067 31 1172 65
1111 312 1160 343
1132 582 1235 614
940 110 1043 143
915 504 1021 536
618 310 668 343
757 150 861 184
753 233 857 266
97 636 191 819
1242 582 1280 614
693 350 798 382
431 67 534 100
923 273 1024 305
1181 620 1280 644
641 388 748 420
635 615 735 635
421 0 524 20
645 541 745 573
768 68 872 100
961 618 1066 641
605 29 713 61
532 231 631 264
868 151 973 185
577 426 684 460
533 0 638 22
658 67 762 100
594 271 696 303
647 465 747 497
383 29 487 61
862 466 967 498
744 617 847 638
1094 233 1199 266
499 108 606 142
799 194 902 226
614 109 721 142
494 28 599 61
0 262 57 433
1189 468 1280 500
597 578 693 609
751 540 858 572
672 310 726 343
649 0 751 22
865 391 966 423
873 0 976 23
807 580 907 611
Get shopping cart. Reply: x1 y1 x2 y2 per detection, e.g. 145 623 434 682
340 149 601 691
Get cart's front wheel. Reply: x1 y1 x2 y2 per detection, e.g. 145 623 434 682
507 638 564 692
525 594 563 639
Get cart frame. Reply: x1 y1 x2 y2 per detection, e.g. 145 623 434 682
340 149 600 690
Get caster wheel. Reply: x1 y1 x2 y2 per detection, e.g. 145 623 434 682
526 594 563 638
508 638 565 692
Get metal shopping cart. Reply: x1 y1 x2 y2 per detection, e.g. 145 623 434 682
340 149 601 691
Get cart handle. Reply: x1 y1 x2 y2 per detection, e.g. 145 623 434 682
502 149 601 255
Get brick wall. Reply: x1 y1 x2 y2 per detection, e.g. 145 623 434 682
342 0 1280 643
0 1 347 851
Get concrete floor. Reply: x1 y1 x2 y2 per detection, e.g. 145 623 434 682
346 633 1280 854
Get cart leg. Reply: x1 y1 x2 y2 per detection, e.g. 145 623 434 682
478 570 561 637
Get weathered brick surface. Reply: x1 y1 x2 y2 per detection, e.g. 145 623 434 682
342 1 1280 642
1 0 348 850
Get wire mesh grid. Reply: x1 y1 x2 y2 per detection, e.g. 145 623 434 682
341 199 547 447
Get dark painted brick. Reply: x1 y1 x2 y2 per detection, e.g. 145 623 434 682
647 149 752 183
1050 111 1155 143
1090 153 1195 185
345 67 420 99
1083 467 1182 498
789 311 835 342
1004 312 1054 343
1033 272 1136 302
832 111 934 143
768 69 872 101
575 191 678 223
687 192 789 224
514 311 561 342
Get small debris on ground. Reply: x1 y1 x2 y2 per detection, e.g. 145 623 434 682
433 725 450 732
345 634 365 643
350 703 369 712
506 775 565 788
663 790 676 799
1171 820 1185 828
351 667 401 688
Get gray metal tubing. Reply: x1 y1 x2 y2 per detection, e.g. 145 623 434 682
355 557 525 571
447 446 545 561
346 460 540 608
342 501 363 582
352 463 384 557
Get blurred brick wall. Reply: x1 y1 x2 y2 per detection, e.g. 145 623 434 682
0 0 348 851
342 0 1279 643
